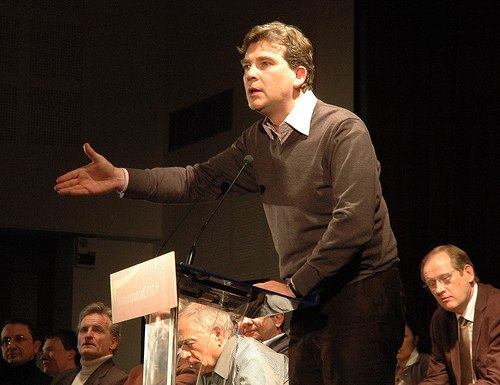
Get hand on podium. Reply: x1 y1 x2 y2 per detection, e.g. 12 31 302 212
254 280 295 298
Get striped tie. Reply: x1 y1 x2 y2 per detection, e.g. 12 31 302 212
459 316 473 385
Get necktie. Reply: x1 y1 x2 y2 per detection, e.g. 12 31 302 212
459 316 473 385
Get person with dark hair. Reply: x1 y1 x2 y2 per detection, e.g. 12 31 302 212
40 328 80 377
54 20 405 384
420 244 500 384
52 302 128 385
0 318 52 385
395 312 431 385
239 313 289 356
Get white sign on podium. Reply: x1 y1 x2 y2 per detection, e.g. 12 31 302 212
110 251 177 322
110 252 178 385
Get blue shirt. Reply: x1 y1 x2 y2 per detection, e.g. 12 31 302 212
199 335 288 385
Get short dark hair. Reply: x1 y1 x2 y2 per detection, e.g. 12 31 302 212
238 21 315 91
404 311 431 355
45 329 81 366
1 318 40 342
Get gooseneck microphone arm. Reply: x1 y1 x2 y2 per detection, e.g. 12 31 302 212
185 154 254 265
154 170 222 258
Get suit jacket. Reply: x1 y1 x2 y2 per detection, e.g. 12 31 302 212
51 358 128 385
266 333 290 356
420 283 500 385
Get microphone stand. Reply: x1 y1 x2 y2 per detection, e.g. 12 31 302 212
186 155 253 265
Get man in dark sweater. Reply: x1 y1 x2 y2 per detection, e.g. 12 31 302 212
1 318 52 385
55 21 405 385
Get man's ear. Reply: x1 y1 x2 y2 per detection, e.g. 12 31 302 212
109 336 119 352
463 264 475 283
293 66 307 89
274 314 285 328
33 340 42 353
67 349 76 361
212 326 224 346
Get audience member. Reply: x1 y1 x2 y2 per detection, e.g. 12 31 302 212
178 302 288 385
395 312 431 385
0 318 52 385
54 20 405 384
40 328 80 377
419 244 500 384
239 313 289 355
51 302 128 385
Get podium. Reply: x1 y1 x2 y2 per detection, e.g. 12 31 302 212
176 262 317 318
111 255 317 385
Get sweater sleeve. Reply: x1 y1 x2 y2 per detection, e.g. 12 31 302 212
123 134 259 203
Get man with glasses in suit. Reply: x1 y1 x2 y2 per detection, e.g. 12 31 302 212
420 244 500 384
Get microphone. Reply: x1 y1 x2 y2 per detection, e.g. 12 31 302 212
185 154 254 265
154 169 222 257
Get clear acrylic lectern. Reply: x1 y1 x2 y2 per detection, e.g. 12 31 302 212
142 262 317 385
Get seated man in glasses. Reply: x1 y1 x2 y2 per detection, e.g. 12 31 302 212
178 301 288 385
0 318 52 385
419 244 500 384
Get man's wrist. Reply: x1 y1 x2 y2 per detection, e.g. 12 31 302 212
116 168 129 197
287 278 301 298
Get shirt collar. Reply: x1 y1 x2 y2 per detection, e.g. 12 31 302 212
80 354 113 374
263 332 285 346
457 282 478 323
207 335 237 383
405 348 420 367
262 90 318 139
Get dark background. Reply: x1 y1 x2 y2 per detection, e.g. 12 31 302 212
356 1 499 326
1 1 498 339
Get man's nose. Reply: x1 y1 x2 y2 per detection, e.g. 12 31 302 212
245 66 257 80
179 349 190 359
434 281 446 294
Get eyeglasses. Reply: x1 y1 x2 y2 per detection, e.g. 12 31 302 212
1 334 30 347
423 270 456 291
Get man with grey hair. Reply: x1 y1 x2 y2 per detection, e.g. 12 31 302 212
52 302 128 385
178 301 288 385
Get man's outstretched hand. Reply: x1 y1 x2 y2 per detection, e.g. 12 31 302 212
54 143 125 196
